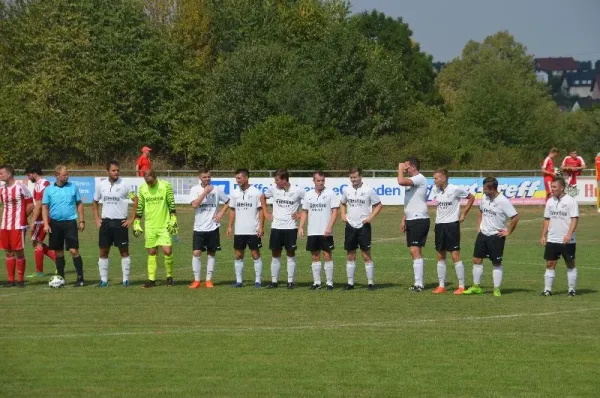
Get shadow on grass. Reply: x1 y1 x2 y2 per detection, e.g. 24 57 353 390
498 288 532 295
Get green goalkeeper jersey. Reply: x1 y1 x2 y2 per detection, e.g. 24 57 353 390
136 179 176 229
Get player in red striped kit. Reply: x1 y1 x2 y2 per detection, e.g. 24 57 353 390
26 164 56 278
541 148 559 202
0 164 34 287
561 150 586 197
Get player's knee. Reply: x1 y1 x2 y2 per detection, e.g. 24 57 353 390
69 249 80 257
546 261 557 269
286 250 295 257
360 251 371 262
250 250 260 260
451 252 461 262
163 247 172 256
208 251 216 257
14 250 25 258
271 249 282 258
323 252 333 262
346 251 356 261
5 250 14 259
472 257 482 265
193 250 202 257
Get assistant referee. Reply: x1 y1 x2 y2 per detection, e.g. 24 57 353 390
42 165 86 287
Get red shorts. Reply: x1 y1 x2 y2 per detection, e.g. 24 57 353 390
544 178 552 194
0 229 26 251
31 223 47 242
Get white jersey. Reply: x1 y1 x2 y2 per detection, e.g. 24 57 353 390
229 185 262 235
544 194 579 244
302 188 340 236
403 173 429 220
264 185 305 230
189 184 230 232
93 178 135 220
340 183 381 229
433 184 469 224
479 194 518 236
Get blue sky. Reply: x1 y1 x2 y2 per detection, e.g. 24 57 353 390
350 0 600 62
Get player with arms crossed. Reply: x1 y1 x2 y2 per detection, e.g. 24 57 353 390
340 167 382 290
540 177 579 296
92 161 137 287
298 170 340 290
188 168 229 289
397 157 430 292
431 169 475 294
133 170 178 288
0 164 33 287
261 169 305 289
541 148 559 202
561 150 586 197
227 169 264 288
25 164 56 278
463 177 519 297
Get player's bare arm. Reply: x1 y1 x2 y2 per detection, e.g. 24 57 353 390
42 204 51 233
260 194 273 221
325 207 338 237
400 214 406 233
77 201 85 232
257 206 265 237
563 217 579 244
540 218 550 246
92 200 102 228
29 200 42 230
340 202 347 222
459 193 475 223
191 185 212 208
397 162 414 186
122 195 138 228
226 208 235 237
365 202 383 224
477 211 482 233
498 214 519 237
298 210 308 238
213 199 230 222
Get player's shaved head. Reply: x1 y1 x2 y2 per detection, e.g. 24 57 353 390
482 176 498 190
552 176 566 188
0 164 14 179
198 167 210 175
235 168 249 178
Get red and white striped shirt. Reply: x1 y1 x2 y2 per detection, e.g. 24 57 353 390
33 178 50 223
0 182 33 230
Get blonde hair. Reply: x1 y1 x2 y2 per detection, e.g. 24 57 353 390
54 164 67 175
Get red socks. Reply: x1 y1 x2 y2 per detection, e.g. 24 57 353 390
34 248 44 272
6 257 16 282
16 258 25 282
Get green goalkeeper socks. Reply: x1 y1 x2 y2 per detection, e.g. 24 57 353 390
147 255 157 281
164 254 173 278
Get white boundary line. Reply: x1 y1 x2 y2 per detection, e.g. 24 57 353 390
2 307 598 340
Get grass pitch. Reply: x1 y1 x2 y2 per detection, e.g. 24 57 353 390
1 206 600 397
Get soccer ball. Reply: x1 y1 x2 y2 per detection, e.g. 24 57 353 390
48 275 65 288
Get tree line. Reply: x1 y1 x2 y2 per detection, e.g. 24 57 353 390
1 0 599 170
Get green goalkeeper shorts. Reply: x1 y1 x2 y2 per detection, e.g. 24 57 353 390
145 228 172 248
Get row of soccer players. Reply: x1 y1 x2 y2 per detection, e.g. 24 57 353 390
0 160 579 296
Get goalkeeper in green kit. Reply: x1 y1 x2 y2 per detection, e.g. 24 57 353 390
133 170 178 288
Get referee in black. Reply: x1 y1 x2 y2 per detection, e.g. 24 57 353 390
41 165 86 287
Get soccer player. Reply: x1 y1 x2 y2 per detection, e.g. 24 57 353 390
0 164 33 287
561 150 586 196
136 146 152 177
431 169 475 294
298 170 340 290
42 165 86 287
188 168 230 289
133 169 178 288
541 148 559 201
25 164 56 278
595 152 600 213
397 157 430 292
540 177 579 296
339 167 382 290
92 161 137 287
463 177 519 297
226 169 264 288
260 169 305 289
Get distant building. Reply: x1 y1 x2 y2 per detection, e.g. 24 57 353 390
590 73 600 99
572 98 600 111
563 70 596 98
535 57 578 77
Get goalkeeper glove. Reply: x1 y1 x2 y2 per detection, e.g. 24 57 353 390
167 214 179 236
133 219 143 238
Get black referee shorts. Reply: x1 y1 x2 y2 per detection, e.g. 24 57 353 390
473 232 505 264
544 242 576 262
49 220 79 251
406 219 430 247
435 221 461 252
99 219 129 248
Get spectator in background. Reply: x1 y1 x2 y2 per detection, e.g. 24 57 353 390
561 150 586 195
541 148 559 202
136 146 152 177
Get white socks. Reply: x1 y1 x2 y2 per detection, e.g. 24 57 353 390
287 256 296 283
365 262 374 285
311 261 322 285
234 259 244 284
192 256 202 282
98 258 109 283
544 268 555 292
437 260 446 288
473 264 484 285
567 267 577 291
413 258 424 287
324 261 334 286
346 261 356 285
271 257 281 283
253 258 262 283
492 266 503 288
206 255 215 281
121 256 131 283
455 261 465 288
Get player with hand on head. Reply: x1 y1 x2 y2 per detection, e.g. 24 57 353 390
25 163 56 278
134 169 177 288
339 167 382 290
541 148 559 202
298 170 340 290
92 161 137 287
226 169 264 288
540 177 579 297
260 169 305 289
431 169 475 294
463 177 519 297
188 168 230 289
0 164 34 287
397 157 430 292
